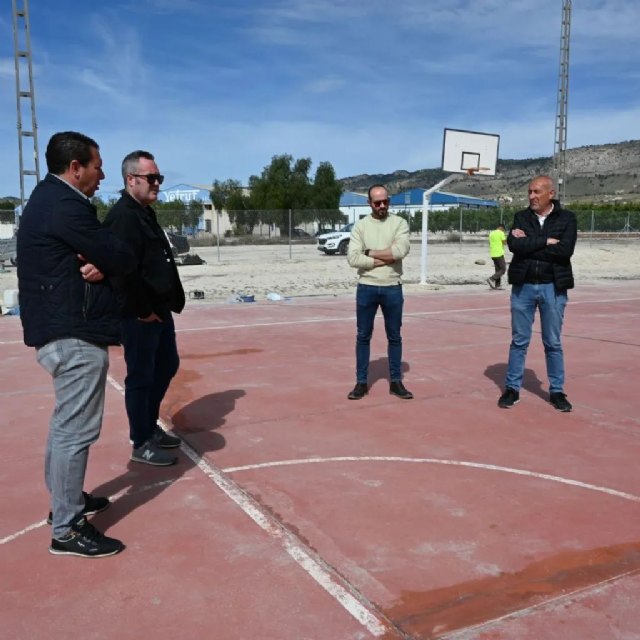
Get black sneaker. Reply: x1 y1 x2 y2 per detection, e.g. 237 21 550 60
550 392 572 412
131 440 178 466
390 381 414 399
152 425 181 449
486 277 497 289
49 517 124 558
498 388 520 408
348 383 368 400
47 491 110 525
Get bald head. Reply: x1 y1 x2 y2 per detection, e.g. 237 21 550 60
528 175 556 215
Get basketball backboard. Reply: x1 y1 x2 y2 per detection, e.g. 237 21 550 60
442 128 500 176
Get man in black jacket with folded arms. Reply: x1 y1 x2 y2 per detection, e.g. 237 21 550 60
104 150 185 466
18 131 136 557
498 175 577 412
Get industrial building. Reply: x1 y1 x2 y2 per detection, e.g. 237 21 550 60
339 189 498 224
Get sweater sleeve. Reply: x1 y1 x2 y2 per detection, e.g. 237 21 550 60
347 220 376 269
391 217 410 260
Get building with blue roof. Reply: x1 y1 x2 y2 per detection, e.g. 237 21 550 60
339 188 497 223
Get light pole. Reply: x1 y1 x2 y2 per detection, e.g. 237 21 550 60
420 174 457 285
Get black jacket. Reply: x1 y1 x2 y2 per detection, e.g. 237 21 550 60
17 174 136 348
103 192 185 319
507 200 577 291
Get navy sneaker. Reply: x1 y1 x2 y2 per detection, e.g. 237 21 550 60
131 440 177 466
152 425 181 448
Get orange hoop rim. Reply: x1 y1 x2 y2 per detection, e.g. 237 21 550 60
466 167 490 176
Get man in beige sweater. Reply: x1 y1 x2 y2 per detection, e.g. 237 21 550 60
346 184 413 400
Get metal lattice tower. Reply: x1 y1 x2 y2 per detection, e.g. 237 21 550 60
553 0 572 201
12 0 41 210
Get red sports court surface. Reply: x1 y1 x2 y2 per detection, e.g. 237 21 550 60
1 282 639 639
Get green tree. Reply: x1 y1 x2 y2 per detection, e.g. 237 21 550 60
210 179 254 233
247 154 315 231
91 197 114 222
154 199 186 230
213 154 345 232
309 162 344 226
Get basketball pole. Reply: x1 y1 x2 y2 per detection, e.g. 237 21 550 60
420 174 457 285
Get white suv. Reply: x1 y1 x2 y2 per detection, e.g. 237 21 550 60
316 223 353 255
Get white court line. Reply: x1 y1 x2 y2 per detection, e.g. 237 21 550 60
175 438 390 636
176 315 355 333
155 383 390 635
222 456 640 503
0 519 48 544
0 478 187 545
174 296 640 334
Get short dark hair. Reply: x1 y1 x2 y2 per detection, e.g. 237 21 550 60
45 131 99 175
368 183 387 200
497 223 505 230
121 150 155 185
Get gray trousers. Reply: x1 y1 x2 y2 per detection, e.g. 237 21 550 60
37 338 109 538
490 256 507 285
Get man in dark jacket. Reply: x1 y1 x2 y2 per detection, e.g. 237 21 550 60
104 151 185 466
498 175 577 412
17 131 136 557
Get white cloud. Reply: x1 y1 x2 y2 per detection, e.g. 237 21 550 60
0 57 14 77
304 75 345 94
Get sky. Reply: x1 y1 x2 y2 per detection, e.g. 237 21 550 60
0 0 639 200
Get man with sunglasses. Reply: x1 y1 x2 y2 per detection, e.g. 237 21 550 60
104 151 185 465
346 184 413 400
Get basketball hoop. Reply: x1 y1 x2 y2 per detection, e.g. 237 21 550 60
442 129 499 177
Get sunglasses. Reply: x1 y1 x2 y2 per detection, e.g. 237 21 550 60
130 173 164 185
372 198 389 206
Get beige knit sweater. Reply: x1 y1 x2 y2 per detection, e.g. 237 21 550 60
346 214 410 286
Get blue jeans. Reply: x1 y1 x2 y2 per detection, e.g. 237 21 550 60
121 315 180 449
37 339 109 538
505 283 568 393
355 283 404 384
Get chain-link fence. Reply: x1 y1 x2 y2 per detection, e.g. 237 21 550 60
180 207 640 261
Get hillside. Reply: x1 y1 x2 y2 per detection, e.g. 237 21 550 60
340 140 640 205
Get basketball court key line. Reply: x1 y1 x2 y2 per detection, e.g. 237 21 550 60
222 457 640 503
150 380 394 637
175 437 393 637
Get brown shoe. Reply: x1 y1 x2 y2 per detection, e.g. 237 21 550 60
348 383 368 400
390 381 413 399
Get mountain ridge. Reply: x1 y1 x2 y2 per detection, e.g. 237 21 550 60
339 139 640 204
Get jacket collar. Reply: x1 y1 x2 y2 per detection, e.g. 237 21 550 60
119 189 156 217
528 198 562 216
45 173 90 201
